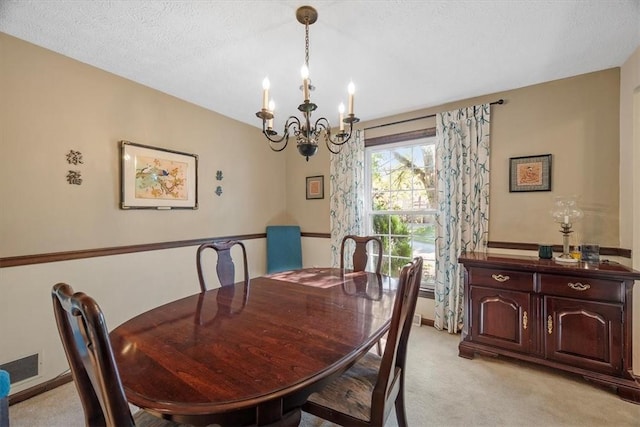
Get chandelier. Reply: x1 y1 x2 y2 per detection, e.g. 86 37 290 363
255 5 359 161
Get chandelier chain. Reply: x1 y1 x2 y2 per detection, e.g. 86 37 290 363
304 20 310 68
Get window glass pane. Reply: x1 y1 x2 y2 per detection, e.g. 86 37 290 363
372 191 389 211
372 167 390 192
371 214 390 235
390 190 412 210
411 146 426 168
390 147 412 169
389 168 411 191
366 136 436 289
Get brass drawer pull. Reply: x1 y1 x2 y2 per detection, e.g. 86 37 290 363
547 315 553 334
491 274 510 282
568 282 591 291
523 311 528 330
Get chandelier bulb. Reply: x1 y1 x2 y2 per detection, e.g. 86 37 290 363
262 77 270 110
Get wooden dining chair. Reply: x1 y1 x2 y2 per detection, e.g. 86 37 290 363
340 235 383 274
302 257 423 427
341 235 385 354
51 283 182 427
196 240 249 291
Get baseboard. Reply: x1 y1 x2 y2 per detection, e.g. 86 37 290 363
8 373 72 405
421 317 434 327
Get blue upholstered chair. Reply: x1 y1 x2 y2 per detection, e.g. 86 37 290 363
266 225 302 273
0 369 9 427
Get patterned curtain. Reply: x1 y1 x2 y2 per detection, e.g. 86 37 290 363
434 104 491 333
330 130 365 267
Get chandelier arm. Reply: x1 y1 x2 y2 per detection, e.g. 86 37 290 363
311 118 342 154
262 116 301 144
332 120 355 146
325 137 342 154
268 136 289 152
314 117 354 148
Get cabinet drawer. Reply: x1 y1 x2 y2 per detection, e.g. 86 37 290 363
539 274 624 302
467 267 534 292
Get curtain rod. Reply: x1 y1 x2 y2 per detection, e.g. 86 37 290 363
364 99 504 131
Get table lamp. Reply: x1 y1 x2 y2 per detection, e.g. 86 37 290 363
550 196 583 263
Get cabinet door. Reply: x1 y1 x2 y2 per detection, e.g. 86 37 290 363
544 296 622 375
470 286 531 353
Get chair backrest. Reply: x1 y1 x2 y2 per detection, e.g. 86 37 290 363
340 235 383 273
371 256 423 425
266 225 302 273
196 240 249 291
51 283 134 427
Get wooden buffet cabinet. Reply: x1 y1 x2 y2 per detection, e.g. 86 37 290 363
458 252 640 403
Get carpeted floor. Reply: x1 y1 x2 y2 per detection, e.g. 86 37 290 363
8 325 640 426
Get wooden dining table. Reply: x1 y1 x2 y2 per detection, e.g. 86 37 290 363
109 267 399 426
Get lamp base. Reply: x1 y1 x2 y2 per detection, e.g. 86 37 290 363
555 255 579 264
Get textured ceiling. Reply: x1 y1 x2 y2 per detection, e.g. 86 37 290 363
1 1 639 128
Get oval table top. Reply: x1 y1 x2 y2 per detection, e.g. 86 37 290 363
110 268 398 426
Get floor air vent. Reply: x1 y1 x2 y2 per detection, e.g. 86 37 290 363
0 353 40 384
413 314 422 326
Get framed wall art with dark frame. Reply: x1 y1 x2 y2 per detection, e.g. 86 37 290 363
509 154 552 192
306 175 324 200
120 140 198 209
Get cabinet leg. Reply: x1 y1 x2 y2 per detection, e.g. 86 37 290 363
458 344 475 359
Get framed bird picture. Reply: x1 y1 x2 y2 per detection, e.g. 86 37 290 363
120 140 198 209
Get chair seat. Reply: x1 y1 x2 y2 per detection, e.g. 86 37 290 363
306 352 382 423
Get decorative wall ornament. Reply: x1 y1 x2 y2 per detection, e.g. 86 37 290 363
66 170 83 185
66 150 83 165
216 170 223 181
215 186 223 196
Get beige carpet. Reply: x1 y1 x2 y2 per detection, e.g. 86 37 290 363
8 325 640 426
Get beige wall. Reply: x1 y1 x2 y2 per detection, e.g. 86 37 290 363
0 33 286 393
620 45 640 374
284 136 331 233
620 46 640 252
0 33 287 257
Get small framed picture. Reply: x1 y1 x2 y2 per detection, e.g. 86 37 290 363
120 140 198 209
306 175 324 200
509 154 552 192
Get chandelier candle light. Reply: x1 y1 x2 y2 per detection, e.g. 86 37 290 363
255 6 359 161
550 196 584 263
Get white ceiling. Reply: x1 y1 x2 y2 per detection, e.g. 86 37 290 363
1 1 638 128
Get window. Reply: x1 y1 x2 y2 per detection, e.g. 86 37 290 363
364 135 436 292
